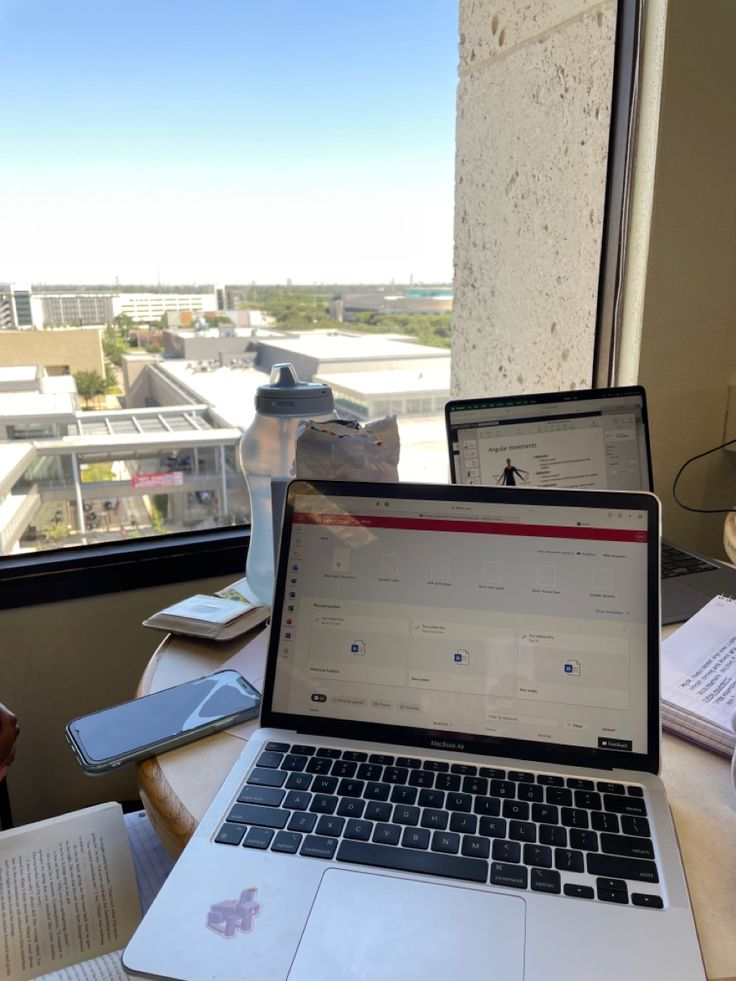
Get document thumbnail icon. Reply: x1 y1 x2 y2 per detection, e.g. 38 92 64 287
453 649 470 665
564 659 581 676
350 640 366 655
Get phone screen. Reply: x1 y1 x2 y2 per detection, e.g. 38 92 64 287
69 670 260 764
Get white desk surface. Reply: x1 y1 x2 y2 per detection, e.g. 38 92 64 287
137 628 736 981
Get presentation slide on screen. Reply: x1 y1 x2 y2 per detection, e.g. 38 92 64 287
472 425 608 487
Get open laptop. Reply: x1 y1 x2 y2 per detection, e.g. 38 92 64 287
445 385 736 623
124 478 704 981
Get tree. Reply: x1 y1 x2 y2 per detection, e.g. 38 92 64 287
74 370 107 408
104 362 119 394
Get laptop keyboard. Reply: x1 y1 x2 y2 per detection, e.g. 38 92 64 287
661 541 718 578
214 743 663 909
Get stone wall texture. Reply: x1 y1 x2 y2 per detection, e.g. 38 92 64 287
452 0 616 397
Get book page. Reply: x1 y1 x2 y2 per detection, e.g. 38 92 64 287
0 803 139 981
662 595 736 732
34 949 127 980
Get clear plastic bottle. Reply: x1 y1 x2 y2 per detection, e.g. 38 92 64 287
239 363 335 604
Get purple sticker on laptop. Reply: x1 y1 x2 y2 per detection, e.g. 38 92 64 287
207 888 261 938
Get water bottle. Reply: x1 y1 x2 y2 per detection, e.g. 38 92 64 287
240 363 335 604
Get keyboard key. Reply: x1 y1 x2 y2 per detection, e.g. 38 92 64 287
215 823 245 845
284 791 311 811
603 794 648 816
337 798 365 819
597 882 629 904
508 821 536 843
271 831 302 853
247 767 287 788
337 779 364 798
563 883 594 900
310 795 338 815
502 800 529 821
517 784 543 803
432 831 460 854
600 833 655 860
288 812 317 833
435 774 461 792
237 785 285 807
316 815 345 837
561 808 588 829
281 754 308 771
358 763 384 781
446 793 472 813
490 779 515 798
423 760 450 773
474 796 501 817
524 844 552 868
332 760 357 778
449 813 477 834
369 754 395 766
373 823 401 845
226 803 289 829
546 787 573 806
264 741 290 753
574 790 602 811
531 868 560 894
285 772 313 791
409 770 434 787
342 750 368 762
389 784 417 807
586 854 659 883
537 774 564 787
567 778 595 790
383 767 409 785
393 805 420 826
570 830 598 852
418 789 445 809
256 751 283 768
539 826 567 847
364 782 391 801
621 816 651 838
632 893 663 908
396 756 422 768
344 819 373 841
316 747 341 759
451 763 477 775
492 840 521 864
554 848 584 873
508 770 534 783
291 744 316 756
311 776 338 794
462 836 490 859
532 803 558 825
306 757 333 775
402 827 431 850
462 776 488 796
591 811 619 833
301 835 338 859
627 786 645 798
490 863 528 889
479 767 505 779
243 827 274 850
337 840 488 882
597 781 625 795
421 809 449 830
479 816 507 838
365 801 392 822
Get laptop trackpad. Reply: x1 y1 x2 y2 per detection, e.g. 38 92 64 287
288 868 526 980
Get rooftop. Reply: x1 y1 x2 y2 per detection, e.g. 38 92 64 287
258 331 448 362
316 365 450 397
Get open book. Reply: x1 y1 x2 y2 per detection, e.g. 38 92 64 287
662 594 736 757
0 803 173 981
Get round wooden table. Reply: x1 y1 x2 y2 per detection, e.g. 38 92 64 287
137 627 736 981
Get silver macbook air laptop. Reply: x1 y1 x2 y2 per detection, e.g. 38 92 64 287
445 385 736 623
124 479 704 981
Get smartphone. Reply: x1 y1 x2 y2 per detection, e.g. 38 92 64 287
65 669 261 774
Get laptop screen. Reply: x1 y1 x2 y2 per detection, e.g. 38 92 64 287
265 480 660 774
445 386 653 492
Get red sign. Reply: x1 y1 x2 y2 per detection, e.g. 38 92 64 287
131 471 184 489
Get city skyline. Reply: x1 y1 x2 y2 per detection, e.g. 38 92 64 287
0 1 458 286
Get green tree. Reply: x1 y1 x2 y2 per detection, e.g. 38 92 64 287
74 370 107 408
104 362 119 394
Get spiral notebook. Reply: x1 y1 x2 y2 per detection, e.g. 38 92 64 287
661 594 736 756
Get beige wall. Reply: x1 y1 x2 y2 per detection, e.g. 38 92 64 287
0 328 104 376
452 0 616 397
626 0 736 556
2 575 234 826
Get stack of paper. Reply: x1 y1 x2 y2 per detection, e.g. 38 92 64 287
661 595 736 756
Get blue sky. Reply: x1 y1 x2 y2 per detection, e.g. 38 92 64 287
0 1 458 285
